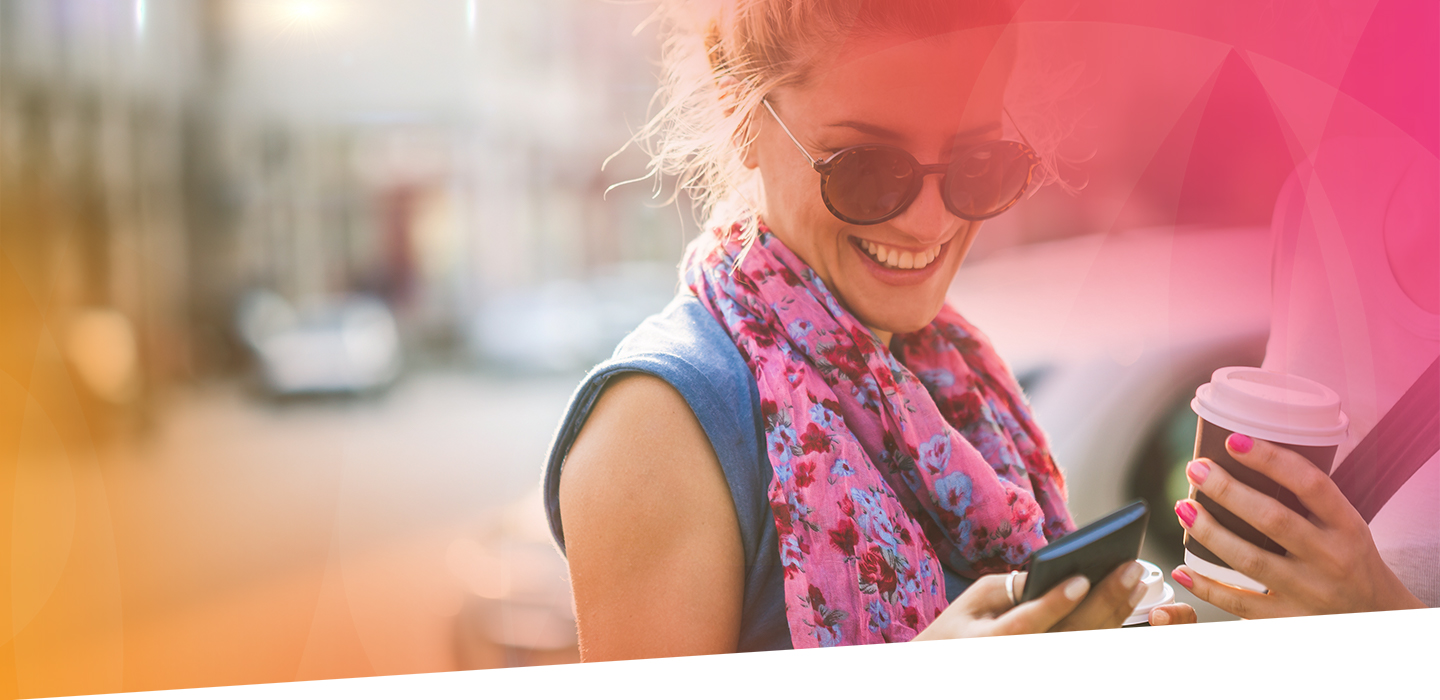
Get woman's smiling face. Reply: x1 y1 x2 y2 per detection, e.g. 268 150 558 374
747 31 1013 341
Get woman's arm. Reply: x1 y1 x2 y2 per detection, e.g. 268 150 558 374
1173 434 1426 618
558 373 746 661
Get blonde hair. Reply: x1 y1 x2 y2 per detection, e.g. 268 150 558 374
618 0 1081 242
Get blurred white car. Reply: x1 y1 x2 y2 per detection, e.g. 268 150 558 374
236 290 403 396
948 225 1273 562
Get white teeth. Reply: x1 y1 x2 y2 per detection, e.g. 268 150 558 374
858 239 943 270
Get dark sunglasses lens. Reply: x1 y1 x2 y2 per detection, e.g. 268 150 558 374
944 141 1036 218
824 147 915 223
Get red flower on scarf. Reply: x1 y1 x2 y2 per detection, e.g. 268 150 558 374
794 460 816 488
858 547 899 598
772 501 794 536
742 320 776 347
820 342 867 378
829 518 860 556
808 584 827 611
798 423 833 455
901 606 921 630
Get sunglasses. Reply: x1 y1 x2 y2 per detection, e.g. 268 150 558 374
762 99 1041 226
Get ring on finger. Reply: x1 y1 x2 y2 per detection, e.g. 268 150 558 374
1006 570 1020 607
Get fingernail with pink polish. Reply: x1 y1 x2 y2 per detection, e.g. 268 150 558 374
1227 433 1254 454
1172 569 1194 589
1186 459 1210 485
1175 501 1197 528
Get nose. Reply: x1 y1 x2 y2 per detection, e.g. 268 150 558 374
887 174 961 246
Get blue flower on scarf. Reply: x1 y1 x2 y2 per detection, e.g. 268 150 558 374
773 459 793 483
808 403 840 430
783 532 806 570
786 490 812 521
851 487 901 547
917 434 952 474
852 375 881 412
918 557 939 596
934 472 974 519
768 425 797 473
830 457 855 478
866 600 891 633
917 368 955 390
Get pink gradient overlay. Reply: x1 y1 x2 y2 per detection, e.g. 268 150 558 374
0 0 1433 694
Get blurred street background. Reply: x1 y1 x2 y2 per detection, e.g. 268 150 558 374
3 0 1396 696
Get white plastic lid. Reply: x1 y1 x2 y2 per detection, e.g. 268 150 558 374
1191 367 1349 447
1124 560 1176 626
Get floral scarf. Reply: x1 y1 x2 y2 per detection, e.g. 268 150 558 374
682 220 1075 648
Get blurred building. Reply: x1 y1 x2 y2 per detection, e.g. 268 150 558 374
2 0 688 418
1 0 205 436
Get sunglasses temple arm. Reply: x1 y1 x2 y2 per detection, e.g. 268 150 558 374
762 99 818 167
1002 106 1037 151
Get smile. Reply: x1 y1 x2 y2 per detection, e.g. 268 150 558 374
853 238 944 271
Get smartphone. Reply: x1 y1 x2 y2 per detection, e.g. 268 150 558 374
1019 499 1150 603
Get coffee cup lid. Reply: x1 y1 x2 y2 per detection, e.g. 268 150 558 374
1124 560 1174 626
1191 367 1348 447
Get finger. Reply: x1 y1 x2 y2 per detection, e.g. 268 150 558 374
1051 561 1145 632
954 572 1028 617
1148 603 1197 626
1225 434 1361 529
1176 497 1298 592
1172 565 1279 620
1186 458 1326 560
989 575 1088 635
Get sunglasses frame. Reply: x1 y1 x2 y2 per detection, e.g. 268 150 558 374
762 99 1041 226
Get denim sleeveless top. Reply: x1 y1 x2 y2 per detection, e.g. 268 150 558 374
543 293 975 652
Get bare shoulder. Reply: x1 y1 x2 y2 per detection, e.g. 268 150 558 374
560 373 724 514
558 372 745 660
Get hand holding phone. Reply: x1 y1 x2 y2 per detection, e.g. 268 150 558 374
1020 500 1150 603
917 501 1192 640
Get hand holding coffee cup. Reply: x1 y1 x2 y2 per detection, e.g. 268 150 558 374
1172 368 1426 617
1179 367 1348 592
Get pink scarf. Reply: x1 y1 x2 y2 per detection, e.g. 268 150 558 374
682 220 1074 647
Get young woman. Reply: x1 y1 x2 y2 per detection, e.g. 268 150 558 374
544 0 1194 660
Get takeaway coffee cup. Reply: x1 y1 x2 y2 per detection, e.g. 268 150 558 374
1186 367 1349 592
1122 560 1175 627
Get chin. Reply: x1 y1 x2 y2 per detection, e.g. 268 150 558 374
855 297 945 338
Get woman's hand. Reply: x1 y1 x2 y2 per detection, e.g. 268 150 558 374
1173 433 1425 618
914 561 1196 640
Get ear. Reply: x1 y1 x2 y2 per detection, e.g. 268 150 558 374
737 113 761 171
718 76 762 171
